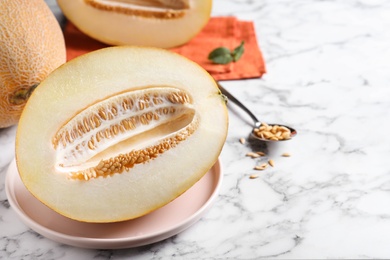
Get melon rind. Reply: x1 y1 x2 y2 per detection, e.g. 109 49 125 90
0 0 66 128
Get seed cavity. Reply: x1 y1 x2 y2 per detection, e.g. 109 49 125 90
52 87 196 180
70 121 197 180
84 0 189 19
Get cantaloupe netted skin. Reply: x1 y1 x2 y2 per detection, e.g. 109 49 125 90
57 0 212 48
16 46 228 223
0 0 66 128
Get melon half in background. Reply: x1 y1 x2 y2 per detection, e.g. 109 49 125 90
57 0 212 48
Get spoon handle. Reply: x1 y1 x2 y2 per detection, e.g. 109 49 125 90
217 82 260 126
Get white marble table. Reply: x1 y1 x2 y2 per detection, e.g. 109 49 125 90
2 0 390 258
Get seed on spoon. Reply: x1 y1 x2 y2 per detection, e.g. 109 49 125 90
253 123 291 141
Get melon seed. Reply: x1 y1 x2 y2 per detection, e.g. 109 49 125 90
246 152 260 158
268 159 275 167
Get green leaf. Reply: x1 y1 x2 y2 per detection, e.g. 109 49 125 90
210 53 234 64
232 41 245 62
208 47 233 64
208 41 245 65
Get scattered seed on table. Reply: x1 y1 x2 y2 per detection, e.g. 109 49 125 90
249 174 259 179
282 153 291 157
246 152 260 158
254 163 268 170
268 159 275 167
239 138 246 144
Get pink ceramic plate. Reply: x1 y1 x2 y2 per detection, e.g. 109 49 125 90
5 159 222 249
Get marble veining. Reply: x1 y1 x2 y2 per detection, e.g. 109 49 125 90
2 0 390 259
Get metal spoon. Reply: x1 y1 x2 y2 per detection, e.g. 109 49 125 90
217 83 297 142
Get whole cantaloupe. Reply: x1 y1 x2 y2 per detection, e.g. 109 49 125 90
0 0 66 128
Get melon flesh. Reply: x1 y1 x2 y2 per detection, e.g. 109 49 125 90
16 46 228 223
57 0 212 48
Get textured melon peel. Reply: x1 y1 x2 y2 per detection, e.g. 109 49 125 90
57 0 212 48
0 0 66 128
16 46 228 223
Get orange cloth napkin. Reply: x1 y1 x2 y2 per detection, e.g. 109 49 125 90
64 17 266 81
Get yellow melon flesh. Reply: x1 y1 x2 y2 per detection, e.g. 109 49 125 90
16 46 228 223
57 0 212 48
0 0 66 128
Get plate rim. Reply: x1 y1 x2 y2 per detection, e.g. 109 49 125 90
5 158 222 249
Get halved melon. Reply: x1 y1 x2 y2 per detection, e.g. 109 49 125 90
57 0 212 48
16 46 228 223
